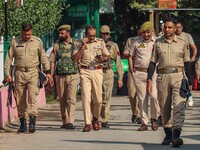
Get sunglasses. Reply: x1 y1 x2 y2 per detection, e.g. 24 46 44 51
87 35 96 38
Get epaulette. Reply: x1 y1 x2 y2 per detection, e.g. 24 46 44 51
13 36 22 43
176 36 186 42
155 35 165 42
54 40 60 46
111 42 118 47
96 38 103 41
31 35 42 42
129 36 141 41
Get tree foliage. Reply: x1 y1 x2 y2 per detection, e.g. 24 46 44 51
0 0 67 37
129 0 200 32
129 0 157 9
115 0 200 52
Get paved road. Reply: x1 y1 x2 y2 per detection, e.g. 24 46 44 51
0 92 200 150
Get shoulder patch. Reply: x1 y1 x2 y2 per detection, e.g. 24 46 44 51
96 38 103 41
32 36 42 42
186 44 189 50
177 36 186 42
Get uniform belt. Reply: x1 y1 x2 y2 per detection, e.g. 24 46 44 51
81 65 103 70
135 67 147 73
103 67 112 70
157 68 183 74
16 67 38 72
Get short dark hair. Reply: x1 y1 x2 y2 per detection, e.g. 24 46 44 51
21 22 32 31
85 24 96 35
175 20 183 26
164 18 176 25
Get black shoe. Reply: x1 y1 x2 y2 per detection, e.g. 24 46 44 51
158 115 162 127
136 118 142 124
131 114 137 123
162 128 172 145
66 123 75 130
172 138 183 147
162 137 173 145
29 115 36 133
101 122 110 128
172 129 183 147
17 118 27 133
60 124 67 129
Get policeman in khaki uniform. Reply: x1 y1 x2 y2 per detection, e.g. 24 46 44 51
147 18 192 147
73 25 110 132
128 21 160 131
123 36 141 124
50 25 79 129
99 25 124 128
195 59 200 81
4 23 52 133
176 21 197 62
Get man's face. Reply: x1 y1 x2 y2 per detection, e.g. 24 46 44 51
141 29 153 41
164 21 176 38
86 29 96 43
59 30 69 42
22 29 32 41
100 32 110 43
176 23 183 35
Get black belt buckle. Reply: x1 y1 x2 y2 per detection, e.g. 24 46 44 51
173 68 178 73
25 67 28 72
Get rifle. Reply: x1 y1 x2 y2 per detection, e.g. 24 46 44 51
38 63 47 88
7 81 14 107
2 65 16 108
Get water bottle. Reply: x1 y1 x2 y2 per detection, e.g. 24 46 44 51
187 92 193 107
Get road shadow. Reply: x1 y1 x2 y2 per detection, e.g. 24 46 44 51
61 139 200 150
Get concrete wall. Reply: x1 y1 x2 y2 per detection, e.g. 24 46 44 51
0 86 46 129
0 37 4 83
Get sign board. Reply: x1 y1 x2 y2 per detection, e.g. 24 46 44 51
158 0 177 9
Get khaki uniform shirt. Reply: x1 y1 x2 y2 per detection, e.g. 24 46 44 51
150 35 190 69
123 36 141 55
129 36 155 69
106 41 124 80
74 38 109 66
195 59 200 74
177 32 195 45
50 38 79 63
4 35 50 76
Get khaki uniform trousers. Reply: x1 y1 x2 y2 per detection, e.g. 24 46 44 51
127 71 140 117
56 73 79 124
157 72 186 129
100 69 114 122
80 69 103 124
134 71 160 125
14 68 39 118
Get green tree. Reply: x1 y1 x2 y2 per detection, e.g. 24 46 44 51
0 0 68 37
114 0 200 52
128 0 200 33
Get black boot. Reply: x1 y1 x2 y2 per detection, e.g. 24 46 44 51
162 128 172 145
172 129 183 147
29 115 36 133
18 118 27 133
